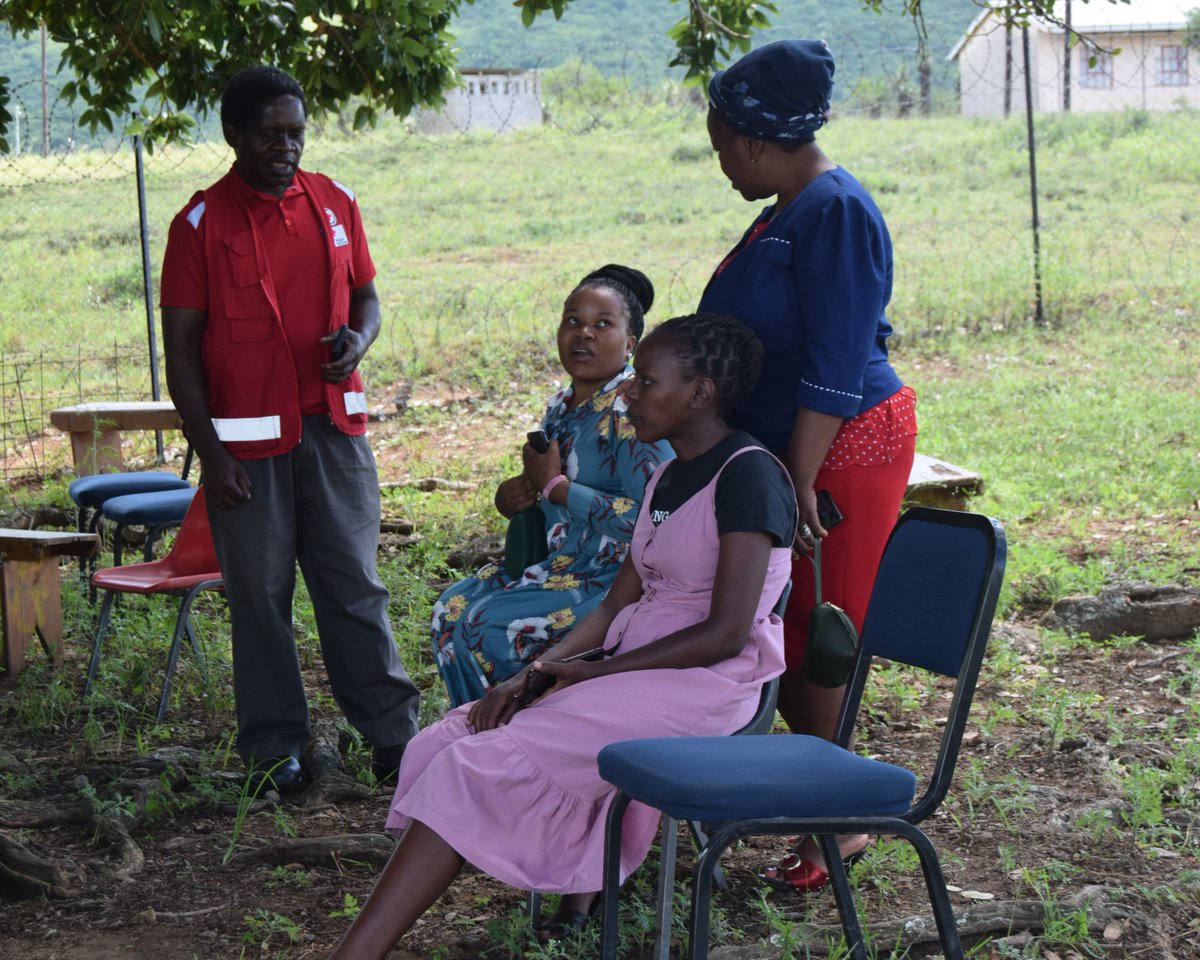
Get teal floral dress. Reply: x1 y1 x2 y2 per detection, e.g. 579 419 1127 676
432 368 671 706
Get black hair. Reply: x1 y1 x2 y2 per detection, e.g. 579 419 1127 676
572 264 654 341
645 312 763 420
221 66 307 133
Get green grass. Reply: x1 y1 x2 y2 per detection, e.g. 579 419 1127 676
1 90 1198 959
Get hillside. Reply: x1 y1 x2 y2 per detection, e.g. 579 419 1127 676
1 0 982 143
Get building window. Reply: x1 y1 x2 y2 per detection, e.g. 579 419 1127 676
1157 45 1189 86
1078 48 1113 88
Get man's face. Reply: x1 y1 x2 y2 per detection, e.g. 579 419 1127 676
226 94 306 197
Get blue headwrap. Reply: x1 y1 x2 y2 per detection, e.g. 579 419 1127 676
707 39 835 143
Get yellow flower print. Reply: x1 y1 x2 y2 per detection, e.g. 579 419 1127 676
617 420 637 440
551 554 574 571
593 390 616 411
612 497 634 516
445 594 468 622
547 608 577 629
597 417 611 439
545 574 581 591
479 563 498 579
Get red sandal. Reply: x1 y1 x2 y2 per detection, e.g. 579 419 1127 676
757 847 867 894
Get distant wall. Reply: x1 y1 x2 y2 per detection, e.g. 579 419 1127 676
417 69 544 134
955 16 1199 116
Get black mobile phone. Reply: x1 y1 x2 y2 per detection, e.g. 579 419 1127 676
526 429 550 453
329 324 349 361
815 489 844 530
517 647 605 706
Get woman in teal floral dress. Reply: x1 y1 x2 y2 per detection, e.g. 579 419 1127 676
433 266 671 707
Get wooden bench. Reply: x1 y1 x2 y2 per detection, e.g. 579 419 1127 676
49 401 183 475
0 530 99 677
904 453 984 511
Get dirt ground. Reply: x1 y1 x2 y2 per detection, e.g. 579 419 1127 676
1 385 1196 960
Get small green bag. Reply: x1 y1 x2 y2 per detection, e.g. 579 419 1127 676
801 539 860 688
503 505 549 580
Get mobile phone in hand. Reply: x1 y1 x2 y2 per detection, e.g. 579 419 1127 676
517 646 604 706
815 490 844 530
527 429 550 453
330 324 349 361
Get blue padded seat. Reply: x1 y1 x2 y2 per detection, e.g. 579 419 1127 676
102 487 198 526
99 487 198 569
69 471 192 510
598 734 917 824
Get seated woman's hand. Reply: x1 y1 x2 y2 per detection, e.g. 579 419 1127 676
468 674 527 732
525 656 600 700
495 475 539 518
522 438 563 492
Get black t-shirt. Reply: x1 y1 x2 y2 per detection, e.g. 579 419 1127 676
648 431 796 547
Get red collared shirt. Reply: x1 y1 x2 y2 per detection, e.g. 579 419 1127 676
161 166 375 414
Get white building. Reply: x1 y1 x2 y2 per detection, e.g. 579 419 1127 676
416 68 544 133
948 0 1200 116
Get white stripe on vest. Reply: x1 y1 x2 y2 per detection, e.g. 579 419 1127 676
343 391 368 416
212 415 282 442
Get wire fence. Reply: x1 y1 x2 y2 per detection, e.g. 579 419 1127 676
1 8 1198 484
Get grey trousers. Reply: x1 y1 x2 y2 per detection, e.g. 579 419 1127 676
207 416 420 762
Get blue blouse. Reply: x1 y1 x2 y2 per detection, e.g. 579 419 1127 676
699 167 904 458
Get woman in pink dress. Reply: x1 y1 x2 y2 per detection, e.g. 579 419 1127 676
329 313 797 958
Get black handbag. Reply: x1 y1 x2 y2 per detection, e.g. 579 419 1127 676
801 538 860 688
503 505 548 580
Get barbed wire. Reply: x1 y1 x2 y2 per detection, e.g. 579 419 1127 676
1 15 1197 484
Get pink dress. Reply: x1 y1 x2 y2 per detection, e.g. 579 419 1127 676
387 448 791 893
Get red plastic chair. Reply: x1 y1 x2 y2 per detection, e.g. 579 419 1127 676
83 486 225 722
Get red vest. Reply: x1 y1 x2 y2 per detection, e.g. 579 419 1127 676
197 168 368 459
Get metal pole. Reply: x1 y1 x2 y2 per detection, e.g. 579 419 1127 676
1004 25 1013 117
1022 27 1045 327
133 120 165 461
40 24 50 156
1063 0 1072 112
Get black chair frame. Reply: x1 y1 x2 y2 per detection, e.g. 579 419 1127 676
599 508 1006 960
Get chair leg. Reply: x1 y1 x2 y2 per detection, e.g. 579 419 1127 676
819 834 869 960
112 522 126 568
525 891 542 921
687 832 727 960
83 591 118 700
156 585 205 723
907 829 965 960
183 619 208 680
652 816 679 960
688 819 727 891
600 792 633 960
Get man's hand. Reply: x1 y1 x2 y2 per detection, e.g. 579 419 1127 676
320 325 366 383
205 450 253 509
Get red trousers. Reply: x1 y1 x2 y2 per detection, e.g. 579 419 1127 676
782 433 917 670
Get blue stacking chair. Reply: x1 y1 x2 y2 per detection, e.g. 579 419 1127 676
69 445 194 572
597 508 1006 960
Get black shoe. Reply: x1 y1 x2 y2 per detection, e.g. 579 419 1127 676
371 743 407 784
246 755 303 795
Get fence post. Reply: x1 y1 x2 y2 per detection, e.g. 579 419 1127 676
1022 26 1046 327
133 120 165 463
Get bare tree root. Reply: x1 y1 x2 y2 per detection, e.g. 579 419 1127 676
228 833 395 870
0 830 87 899
708 885 1174 960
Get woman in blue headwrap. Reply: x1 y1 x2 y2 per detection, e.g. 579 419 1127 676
699 39 918 892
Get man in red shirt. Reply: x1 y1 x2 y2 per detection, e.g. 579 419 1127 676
161 66 419 792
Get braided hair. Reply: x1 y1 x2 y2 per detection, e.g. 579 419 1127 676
221 66 307 133
648 312 764 421
572 264 654 341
